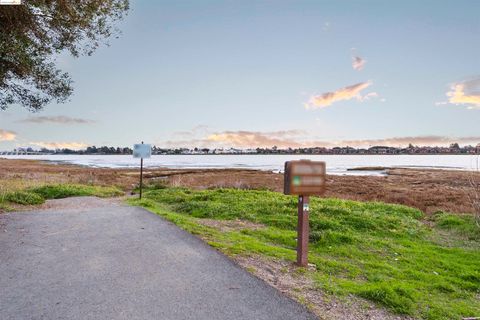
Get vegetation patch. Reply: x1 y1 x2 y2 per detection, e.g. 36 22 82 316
29 184 123 199
0 184 123 210
4 191 45 205
433 212 480 241
129 187 480 320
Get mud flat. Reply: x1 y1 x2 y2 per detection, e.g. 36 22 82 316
1 158 477 214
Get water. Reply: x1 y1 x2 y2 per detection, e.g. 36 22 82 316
3 154 479 176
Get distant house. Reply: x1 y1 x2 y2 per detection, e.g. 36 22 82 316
332 147 342 154
368 146 397 154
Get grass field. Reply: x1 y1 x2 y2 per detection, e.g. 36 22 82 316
129 187 480 320
0 184 123 209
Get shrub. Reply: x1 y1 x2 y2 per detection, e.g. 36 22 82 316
5 191 45 205
29 184 122 199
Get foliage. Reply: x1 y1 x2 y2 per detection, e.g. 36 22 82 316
130 187 480 320
4 190 45 205
0 0 129 111
29 184 122 199
0 184 122 209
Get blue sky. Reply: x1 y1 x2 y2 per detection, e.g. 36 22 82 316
1 0 480 150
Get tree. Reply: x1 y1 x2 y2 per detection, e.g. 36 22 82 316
450 143 460 149
0 0 129 111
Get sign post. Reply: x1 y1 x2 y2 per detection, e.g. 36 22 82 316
133 142 151 199
140 157 144 199
284 160 326 267
297 195 310 267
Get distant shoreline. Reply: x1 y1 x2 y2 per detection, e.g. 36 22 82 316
1 155 478 178
2 153 480 156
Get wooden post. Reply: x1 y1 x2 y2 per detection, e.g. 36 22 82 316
297 195 309 267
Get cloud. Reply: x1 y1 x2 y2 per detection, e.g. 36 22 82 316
206 130 306 148
358 92 379 102
0 129 16 141
339 135 480 148
162 130 306 148
444 78 480 109
161 129 480 149
19 116 95 124
352 56 366 71
30 142 88 150
304 81 373 109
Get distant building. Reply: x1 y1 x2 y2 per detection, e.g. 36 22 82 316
368 146 397 154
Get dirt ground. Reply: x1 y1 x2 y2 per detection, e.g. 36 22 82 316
233 255 411 320
1 158 478 214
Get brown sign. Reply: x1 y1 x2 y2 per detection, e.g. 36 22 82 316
284 160 327 267
284 160 326 196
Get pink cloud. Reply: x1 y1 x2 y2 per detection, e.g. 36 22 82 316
352 56 366 71
0 129 16 141
304 81 373 109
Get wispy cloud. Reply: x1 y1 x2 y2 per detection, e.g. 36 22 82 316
161 129 480 149
350 48 366 71
30 142 88 150
340 135 480 148
352 56 366 71
443 78 480 109
0 129 16 141
206 130 305 148
304 81 375 109
19 116 95 124
163 130 306 148
358 92 378 102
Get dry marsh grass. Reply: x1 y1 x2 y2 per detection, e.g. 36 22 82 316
1 158 479 215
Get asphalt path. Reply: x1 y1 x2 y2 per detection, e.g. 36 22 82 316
0 197 316 320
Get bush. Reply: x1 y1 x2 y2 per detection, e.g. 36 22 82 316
29 184 122 199
5 191 45 205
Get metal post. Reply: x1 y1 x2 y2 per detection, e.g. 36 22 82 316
139 141 144 199
297 195 309 267
139 157 143 199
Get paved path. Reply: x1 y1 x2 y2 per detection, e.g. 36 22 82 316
0 197 316 320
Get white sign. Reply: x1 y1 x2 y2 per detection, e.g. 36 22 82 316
133 144 151 158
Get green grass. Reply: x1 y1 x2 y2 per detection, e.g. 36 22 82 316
129 187 480 320
432 212 480 241
4 191 45 205
0 184 123 208
29 184 123 199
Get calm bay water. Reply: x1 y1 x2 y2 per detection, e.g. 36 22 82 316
3 154 480 176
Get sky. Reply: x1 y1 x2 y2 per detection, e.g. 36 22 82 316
1 0 480 150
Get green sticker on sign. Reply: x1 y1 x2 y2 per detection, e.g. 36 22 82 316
293 176 301 186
